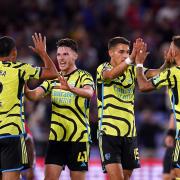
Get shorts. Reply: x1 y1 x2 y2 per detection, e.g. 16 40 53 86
163 147 173 173
98 135 140 172
173 138 180 168
45 141 90 171
0 136 28 172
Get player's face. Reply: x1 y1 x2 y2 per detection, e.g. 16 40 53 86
109 44 130 65
57 47 77 72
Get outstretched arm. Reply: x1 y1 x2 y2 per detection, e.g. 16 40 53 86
136 68 155 92
145 50 174 79
54 76 94 99
103 56 132 80
136 43 155 92
24 83 45 101
136 44 175 92
103 38 143 80
30 33 59 80
164 113 175 147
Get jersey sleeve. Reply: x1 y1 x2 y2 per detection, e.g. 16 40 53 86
81 72 95 89
21 64 42 81
151 69 173 89
143 67 149 75
97 63 112 81
40 80 53 94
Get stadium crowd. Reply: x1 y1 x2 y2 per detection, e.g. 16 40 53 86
0 0 179 162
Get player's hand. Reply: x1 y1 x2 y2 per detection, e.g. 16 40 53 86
164 135 174 147
129 42 137 62
54 75 73 91
29 33 46 55
129 38 142 62
164 48 175 66
135 41 149 64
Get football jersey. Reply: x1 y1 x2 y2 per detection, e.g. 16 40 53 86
152 66 180 133
40 69 94 142
0 61 41 138
96 62 136 137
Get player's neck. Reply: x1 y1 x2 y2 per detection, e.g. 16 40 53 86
61 65 77 75
110 58 119 67
0 54 15 62
0 57 9 62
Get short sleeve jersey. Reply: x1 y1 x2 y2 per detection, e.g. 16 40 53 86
152 66 180 131
96 62 136 137
0 61 41 137
40 69 94 142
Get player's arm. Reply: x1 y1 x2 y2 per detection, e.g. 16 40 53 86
56 76 94 99
136 67 155 92
102 59 130 80
145 64 167 79
104 38 148 80
103 41 138 80
144 50 173 79
30 33 59 80
24 83 45 101
69 85 94 99
136 43 156 92
136 45 174 92
168 113 175 130
164 113 176 147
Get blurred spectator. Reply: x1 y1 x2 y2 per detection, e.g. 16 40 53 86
0 0 179 158
138 109 165 158
156 0 179 24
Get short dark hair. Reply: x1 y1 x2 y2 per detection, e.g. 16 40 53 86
172 35 180 49
56 38 78 53
108 37 130 50
0 36 16 57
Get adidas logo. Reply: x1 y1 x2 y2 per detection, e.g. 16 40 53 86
80 162 86 167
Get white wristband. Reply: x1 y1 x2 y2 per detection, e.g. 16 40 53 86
136 64 143 68
125 57 132 65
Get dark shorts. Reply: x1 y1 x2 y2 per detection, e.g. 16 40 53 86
98 135 140 172
0 136 28 172
163 147 173 173
45 141 90 171
172 138 180 168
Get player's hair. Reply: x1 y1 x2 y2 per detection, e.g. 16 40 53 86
0 36 16 57
108 37 130 50
56 38 78 53
172 35 180 49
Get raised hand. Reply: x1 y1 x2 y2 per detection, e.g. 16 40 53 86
135 40 149 64
130 38 145 62
29 33 46 55
129 42 137 62
56 75 73 91
164 48 175 65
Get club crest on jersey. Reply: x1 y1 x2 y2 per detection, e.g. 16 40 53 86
127 77 132 83
105 153 111 160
